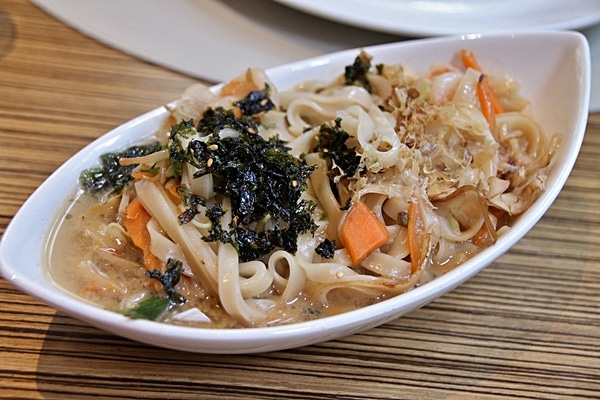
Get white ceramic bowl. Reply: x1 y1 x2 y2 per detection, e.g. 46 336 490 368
0 32 590 354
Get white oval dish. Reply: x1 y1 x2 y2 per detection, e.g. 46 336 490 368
0 32 591 354
276 0 600 37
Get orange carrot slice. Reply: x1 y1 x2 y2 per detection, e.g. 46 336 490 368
477 74 497 134
460 48 482 71
461 49 504 112
340 200 390 265
460 49 504 133
122 197 161 271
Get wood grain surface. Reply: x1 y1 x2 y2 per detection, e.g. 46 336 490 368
1 1 599 399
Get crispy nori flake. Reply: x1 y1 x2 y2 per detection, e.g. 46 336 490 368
340 198 352 211
233 85 275 116
315 238 336 259
313 118 362 179
344 51 373 93
177 184 206 225
168 119 199 178
146 258 186 304
197 107 259 137
203 202 232 244
79 142 162 195
176 107 317 262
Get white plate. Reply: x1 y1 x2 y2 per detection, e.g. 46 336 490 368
276 0 600 36
586 23 600 113
32 0 600 112
0 32 590 354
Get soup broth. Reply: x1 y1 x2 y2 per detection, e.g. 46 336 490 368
47 192 377 328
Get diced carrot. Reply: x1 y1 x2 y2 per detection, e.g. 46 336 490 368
339 200 390 265
407 199 429 274
122 197 161 271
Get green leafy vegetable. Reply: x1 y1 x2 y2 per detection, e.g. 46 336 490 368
115 296 170 320
79 142 161 195
115 259 186 320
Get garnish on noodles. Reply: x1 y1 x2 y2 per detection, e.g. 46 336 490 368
47 50 560 328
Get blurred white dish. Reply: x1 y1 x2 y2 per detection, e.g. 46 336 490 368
276 0 600 36
585 23 600 112
0 32 590 354
31 0 402 83
32 0 600 111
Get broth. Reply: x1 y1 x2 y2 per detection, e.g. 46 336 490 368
47 192 377 328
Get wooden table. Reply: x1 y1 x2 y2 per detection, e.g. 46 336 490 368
1 1 599 398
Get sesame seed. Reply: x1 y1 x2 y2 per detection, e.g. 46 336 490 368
291 180 298 188
208 144 218 151
206 158 213 167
